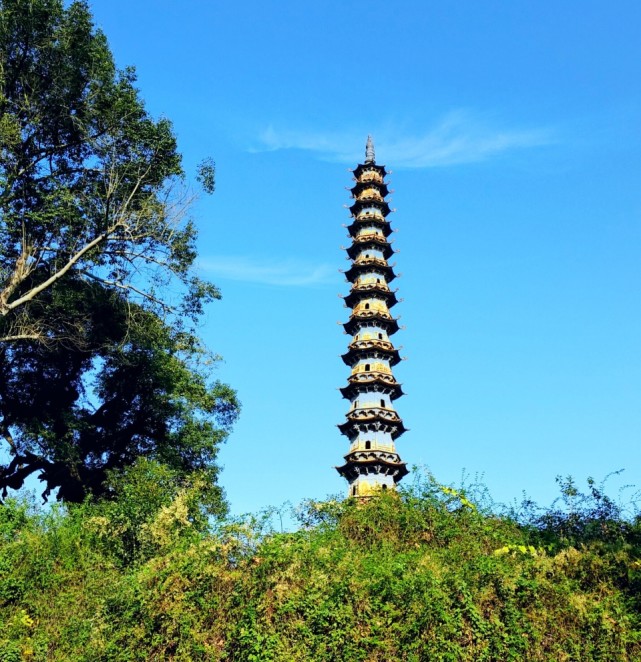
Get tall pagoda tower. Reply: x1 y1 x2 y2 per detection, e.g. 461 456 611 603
336 137 408 497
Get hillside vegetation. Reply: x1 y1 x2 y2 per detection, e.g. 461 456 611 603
1 465 640 661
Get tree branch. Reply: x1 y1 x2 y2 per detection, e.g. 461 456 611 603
0 224 120 314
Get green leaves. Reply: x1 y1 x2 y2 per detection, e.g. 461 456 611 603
1 478 640 659
0 0 202 340
197 157 216 194
0 0 238 502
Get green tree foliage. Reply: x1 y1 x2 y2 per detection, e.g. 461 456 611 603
0 474 640 660
0 0 213 340
0 0 238 502
522 474 637 550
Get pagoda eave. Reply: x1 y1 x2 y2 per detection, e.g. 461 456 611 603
336 455 408 482
341 347 401 367
343 263 396 284
340 378 404 401
338 418 407 439
353 163 388 179
343 315 400 336
343 287 399 309
347 218 392 238
351 182 390 198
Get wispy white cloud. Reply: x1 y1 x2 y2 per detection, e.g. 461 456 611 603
199 256 336 287
252 111 554 168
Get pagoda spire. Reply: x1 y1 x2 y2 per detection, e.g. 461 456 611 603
365 135 375 164
336 138 408 497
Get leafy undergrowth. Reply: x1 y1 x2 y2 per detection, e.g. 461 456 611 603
1 466 640 661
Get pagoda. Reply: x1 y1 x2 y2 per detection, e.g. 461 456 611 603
336 136 409 497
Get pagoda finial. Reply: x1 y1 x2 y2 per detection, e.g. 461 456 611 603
365 135 375 164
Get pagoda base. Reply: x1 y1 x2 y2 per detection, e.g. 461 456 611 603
347 474 396 498
336 450 409 497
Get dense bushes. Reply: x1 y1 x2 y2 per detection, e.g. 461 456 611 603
1 470 640 660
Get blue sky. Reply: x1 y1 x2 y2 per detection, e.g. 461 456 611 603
89 0 641 516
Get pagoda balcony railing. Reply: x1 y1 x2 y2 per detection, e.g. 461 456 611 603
351 362 391 376
351 401 396 411
353 280 390 292
347 370 398 386
346 407 402 423
355 210 385 221
350 440 396 453
357 192 383 203
343 450 405 466
353 232 386 243
349 338 394 352
349 308 392 322
353 256 389 269
358 171 384 184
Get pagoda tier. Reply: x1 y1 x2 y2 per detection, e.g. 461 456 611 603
336 137 408 498
345 235 395 261
349 198 392 218
346 216 393 239
342 284 399 309
350 179 390 199
340 378 404 402
343 259 397 284
352 161 387 180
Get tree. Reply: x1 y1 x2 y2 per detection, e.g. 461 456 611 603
0 0 217 345
0 0 238 504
